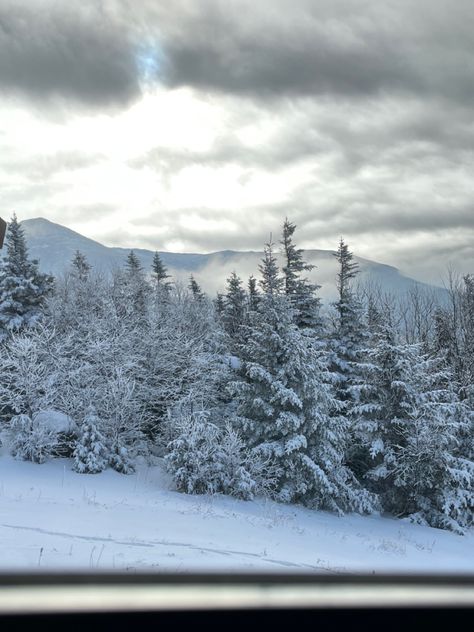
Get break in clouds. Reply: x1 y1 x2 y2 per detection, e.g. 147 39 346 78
0 0 473 283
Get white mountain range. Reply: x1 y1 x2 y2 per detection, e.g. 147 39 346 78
18 217 443 302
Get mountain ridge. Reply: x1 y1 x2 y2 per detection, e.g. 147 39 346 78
12 217 444 301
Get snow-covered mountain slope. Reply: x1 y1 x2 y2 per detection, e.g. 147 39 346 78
0 455 472 573
19 217 443 301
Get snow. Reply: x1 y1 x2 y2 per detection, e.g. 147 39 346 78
227 355 241 370
0 454 472 574
33 410 78 435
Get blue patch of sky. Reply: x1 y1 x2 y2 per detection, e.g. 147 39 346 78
135 40 167 86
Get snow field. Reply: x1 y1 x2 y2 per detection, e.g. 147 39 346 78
0 455 472 574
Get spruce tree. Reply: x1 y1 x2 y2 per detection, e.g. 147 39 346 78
258 237 283 296
62 251 95 327
460 274 474 387
330 238 368 410
188 274 205 301
73 406 108 474
151 252 172 294
109 442 135 474
214 292 225 316
165 411 257 499
328 238 371 485
71 250 91 281
358 330 474 532
230 241 374 512
247 275 260 313
280 218 321 329
222 271 246 347
0 214 53 340
123 250 150 319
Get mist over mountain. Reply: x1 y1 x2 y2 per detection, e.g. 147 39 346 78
19 217 443 302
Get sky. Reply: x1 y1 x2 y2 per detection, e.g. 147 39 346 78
0 0 473 283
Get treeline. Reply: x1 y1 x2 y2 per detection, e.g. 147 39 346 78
0 214 472 533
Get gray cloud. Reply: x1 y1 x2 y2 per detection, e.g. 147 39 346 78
153 0 474 105
3 1 474 109
0 1 140 107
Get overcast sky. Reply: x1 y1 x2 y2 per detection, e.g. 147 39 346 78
1 0 473 283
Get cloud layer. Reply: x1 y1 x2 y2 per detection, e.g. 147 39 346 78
0 0 473 283
0 2 141 108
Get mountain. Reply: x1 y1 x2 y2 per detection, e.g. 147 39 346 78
16 217 443 302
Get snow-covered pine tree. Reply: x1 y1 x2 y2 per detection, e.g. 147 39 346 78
123 250 150 320
222 271 246 348
71 250 91 281
109 442 135 474
258 236 283 296
149 252 172 321
460 274 474 388
247 275 260 313
73 406 108 474
461 385 474 462
151 251 171 288
151 251 172 297
366 294 386 340
329 237 369 438
64 251 98 327
165 410 257 499
0 214 53 341
280 218 321 330
214 292 225 316
48 251 101 333
188 274 205 301
331 239 367 384
358 329 474 532
230 239 375 513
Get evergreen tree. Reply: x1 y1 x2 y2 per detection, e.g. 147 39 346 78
461 386 474 462
333 237 362 333
109 442 135 474
222 271 246 346
151 252 172 294
258 237 283 297
214 292 225 316
433 306 456 362
247 275 260 313
280 218 321 329
62 251 97 327
358 331 474 532
73 406 108 474
366 295 385 340
188 274 205 301
460 274 474 387
71 250 91 281
0 214 53 340
328 238 371 484
165 410 257 499
122 250 150 319
230 244 374 512
330 238 368 410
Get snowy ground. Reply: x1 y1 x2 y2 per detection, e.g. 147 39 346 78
0 455 473 574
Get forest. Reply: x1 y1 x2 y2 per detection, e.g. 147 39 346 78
0 214 472 534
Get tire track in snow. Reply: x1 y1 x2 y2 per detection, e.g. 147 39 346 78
0 523 335 572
